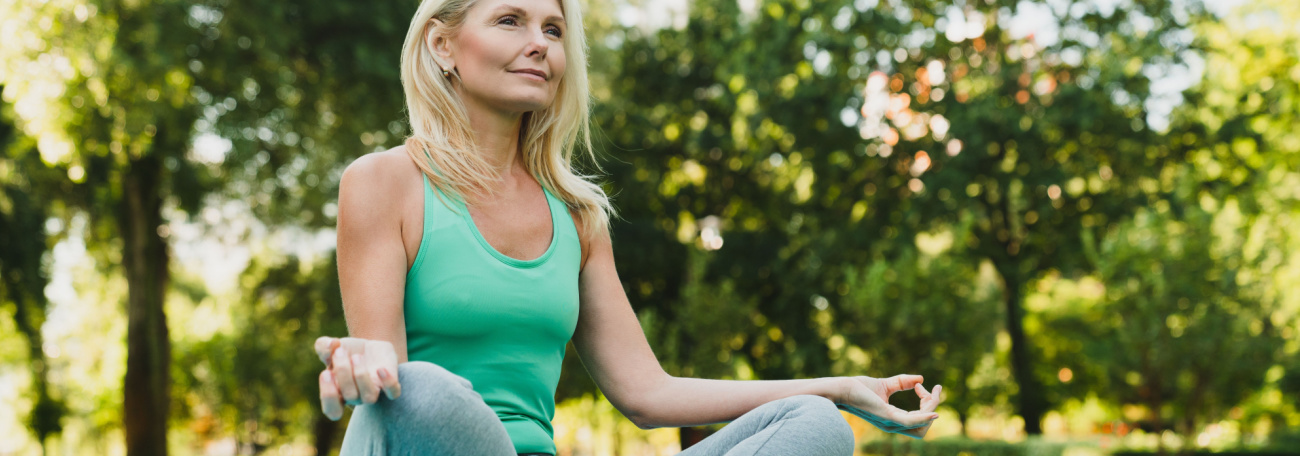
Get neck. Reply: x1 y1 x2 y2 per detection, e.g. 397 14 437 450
461 95 526 180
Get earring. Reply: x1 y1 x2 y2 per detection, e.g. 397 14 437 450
442 69 450 77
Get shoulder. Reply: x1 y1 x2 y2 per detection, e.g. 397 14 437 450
340 145 421 201
339 145 421 223
342 145 418 189
570 208 611 273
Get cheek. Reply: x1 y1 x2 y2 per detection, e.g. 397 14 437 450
458 35 509 73
551 49 567 80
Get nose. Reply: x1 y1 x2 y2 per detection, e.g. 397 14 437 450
524 29 548 60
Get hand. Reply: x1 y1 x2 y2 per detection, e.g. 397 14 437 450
835 375 944 439
315 336 402 421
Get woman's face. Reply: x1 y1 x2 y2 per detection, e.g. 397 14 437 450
434 0 568 116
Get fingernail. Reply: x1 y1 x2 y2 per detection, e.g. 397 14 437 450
378 369 394 399
324 371 333 382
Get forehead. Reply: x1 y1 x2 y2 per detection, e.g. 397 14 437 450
475 0 565 20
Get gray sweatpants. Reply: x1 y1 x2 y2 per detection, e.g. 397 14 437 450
340 361 856 456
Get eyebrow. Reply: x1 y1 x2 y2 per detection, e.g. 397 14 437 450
492 4 566 26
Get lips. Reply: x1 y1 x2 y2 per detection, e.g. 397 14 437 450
511 69 548 80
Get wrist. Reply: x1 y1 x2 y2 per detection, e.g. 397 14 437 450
823 376 855 404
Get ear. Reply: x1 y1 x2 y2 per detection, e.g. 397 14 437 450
426 19 456 72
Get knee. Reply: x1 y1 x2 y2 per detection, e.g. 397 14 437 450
373 362 479 419
397 361 474 392
343 362 502 451
785 395 856 454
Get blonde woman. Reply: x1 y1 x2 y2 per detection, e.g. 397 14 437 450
312 0 945 454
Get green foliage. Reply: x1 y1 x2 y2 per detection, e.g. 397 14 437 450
2 0 1299 452
1046 207 1283 441
838 243 1002 425
860 436 1076 456
638 249 761 381
173 254 344 451
0 88 69 447
188 0 416 227
1113 452 1300 456
596 0 1230 435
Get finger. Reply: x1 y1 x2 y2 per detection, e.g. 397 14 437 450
332 348 360 404
902 424 932 440
339 337 368 353
914 383 931 399
364 340 402 399
378 367 402 400
921 385 943 410
885 374 925 396
315 337 340 367
319 370 344 421
901 410 941 429
886 406 940 429
352 353 382 404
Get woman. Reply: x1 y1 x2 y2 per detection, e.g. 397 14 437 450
313 0 945 454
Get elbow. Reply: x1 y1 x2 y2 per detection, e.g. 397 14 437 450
628 412 662 430
620 396 662 430
620 373 674 430
629 416 655 430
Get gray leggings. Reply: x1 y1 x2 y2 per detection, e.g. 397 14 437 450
340 362 856 456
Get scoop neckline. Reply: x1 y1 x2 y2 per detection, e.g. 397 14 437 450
458 188 559 269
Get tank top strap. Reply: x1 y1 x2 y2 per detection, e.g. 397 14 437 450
406 173 462 281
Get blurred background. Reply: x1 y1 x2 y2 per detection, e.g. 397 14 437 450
1 0 1298 454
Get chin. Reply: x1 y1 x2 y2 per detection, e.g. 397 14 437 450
500 97 555 114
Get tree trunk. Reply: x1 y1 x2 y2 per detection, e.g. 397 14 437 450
1151 407 1167 456
957 408 968 437
1144 354 1167 456
998 267 1045 435
120 155 171 456
679 426 714 451
313 414 339 455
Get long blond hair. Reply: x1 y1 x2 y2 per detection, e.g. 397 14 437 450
399 0 613 236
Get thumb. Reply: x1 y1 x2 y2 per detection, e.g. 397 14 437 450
896 409 940 429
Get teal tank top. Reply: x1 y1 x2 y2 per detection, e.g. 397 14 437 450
404 175 580 456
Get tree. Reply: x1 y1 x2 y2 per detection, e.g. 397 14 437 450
0 89 71 455
596 0 1211 436
839 243 1003 435
173 253 346 454
1 0 424 451
1051 208 1282 455
909 0 1223 433
0 0 211 452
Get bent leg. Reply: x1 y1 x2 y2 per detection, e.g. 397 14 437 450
677 395 855 456
339 361 516 456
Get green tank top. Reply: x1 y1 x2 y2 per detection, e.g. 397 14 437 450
404 175 580 456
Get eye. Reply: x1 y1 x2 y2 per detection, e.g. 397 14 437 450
546 26 563 38
497 15 518 26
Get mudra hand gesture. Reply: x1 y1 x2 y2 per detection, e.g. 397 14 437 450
314 336 403 421
836 374 944 439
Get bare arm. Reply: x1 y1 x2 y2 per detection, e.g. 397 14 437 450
570 223 849 429
317 151 412 420
336 152 410 360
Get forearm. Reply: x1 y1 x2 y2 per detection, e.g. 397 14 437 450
630 374 850 429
